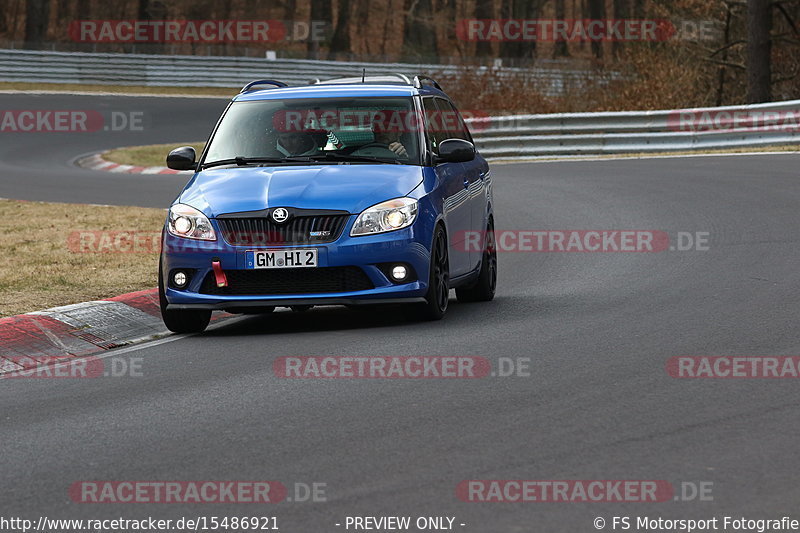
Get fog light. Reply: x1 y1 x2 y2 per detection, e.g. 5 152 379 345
391 265 407 281
173 271 187 288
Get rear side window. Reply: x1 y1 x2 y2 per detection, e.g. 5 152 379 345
422 97 443 154
435 99 471 142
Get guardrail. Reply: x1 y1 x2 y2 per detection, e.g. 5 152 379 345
0 48 608 97
466 100 800 159
2 49 795 159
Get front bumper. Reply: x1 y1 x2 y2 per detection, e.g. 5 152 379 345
161 216 433 311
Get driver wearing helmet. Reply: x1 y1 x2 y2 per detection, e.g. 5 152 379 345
270 111 323 157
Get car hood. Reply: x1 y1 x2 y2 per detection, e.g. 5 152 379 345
179 164 424 217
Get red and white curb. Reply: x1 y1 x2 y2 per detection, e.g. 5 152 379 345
0 289 165 374
0 289 232 376
76 153 188 175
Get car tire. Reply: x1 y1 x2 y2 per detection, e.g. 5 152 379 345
407 225 449 321
159 261 211 334
456 219 497 303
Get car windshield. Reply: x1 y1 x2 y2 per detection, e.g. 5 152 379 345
204 96 422 166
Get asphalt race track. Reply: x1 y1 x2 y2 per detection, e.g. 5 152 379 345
2 93 800 531
0 93 228 206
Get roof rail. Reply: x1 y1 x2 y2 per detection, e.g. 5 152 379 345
310 74 445 92
240 79 288 93
314 73 413 85
414 75 443 91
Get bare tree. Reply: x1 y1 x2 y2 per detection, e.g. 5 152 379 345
0 2 7 35
715 2 735 106
355 0 371 56
633 0 646 19
474 0 494 58
307 0 332 59
284 0 297 20
440 0 461 59
403 0 438 61
554 0 570 57
330 0 352 59
24 0 50 46
500 0 542 64
747 0 772 102
612 0 631 58
587 0 605 59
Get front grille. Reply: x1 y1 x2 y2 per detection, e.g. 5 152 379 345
199 266 374 295
216 215 349 246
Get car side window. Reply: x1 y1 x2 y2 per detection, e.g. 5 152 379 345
436 98 471 142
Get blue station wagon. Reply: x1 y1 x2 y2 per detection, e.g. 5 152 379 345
159 74 496 333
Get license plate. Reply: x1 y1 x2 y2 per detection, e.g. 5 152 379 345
246 249 318 269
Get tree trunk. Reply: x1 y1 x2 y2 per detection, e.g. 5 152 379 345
612 0 630 58
633 0 646 18
587 0 605 59
137 0 149 19
356 0 370 57
379 0 393 58
402 0 438 61
500 0 540 65
0 3 7 34
307 0 332 59
746 0 772 103
716 4 733 106
24 0 51 46
553 0 569 58
439 0 459 60
330 0 352 60
8 0 23 41
474 0 494 59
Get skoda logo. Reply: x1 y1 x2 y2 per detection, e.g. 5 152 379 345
272 208 289 223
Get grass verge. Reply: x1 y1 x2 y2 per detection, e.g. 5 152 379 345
0 198 165 317
103 142 205 167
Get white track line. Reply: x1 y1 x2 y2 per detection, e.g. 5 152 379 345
490 150 800 164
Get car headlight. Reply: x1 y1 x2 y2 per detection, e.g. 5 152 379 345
167 204 216 241
351 198 418 236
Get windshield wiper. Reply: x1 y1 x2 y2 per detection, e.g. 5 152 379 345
307 152 402 165
202 156 314 169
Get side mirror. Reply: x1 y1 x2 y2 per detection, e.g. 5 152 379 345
436 139 475 163
166 146 197 171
